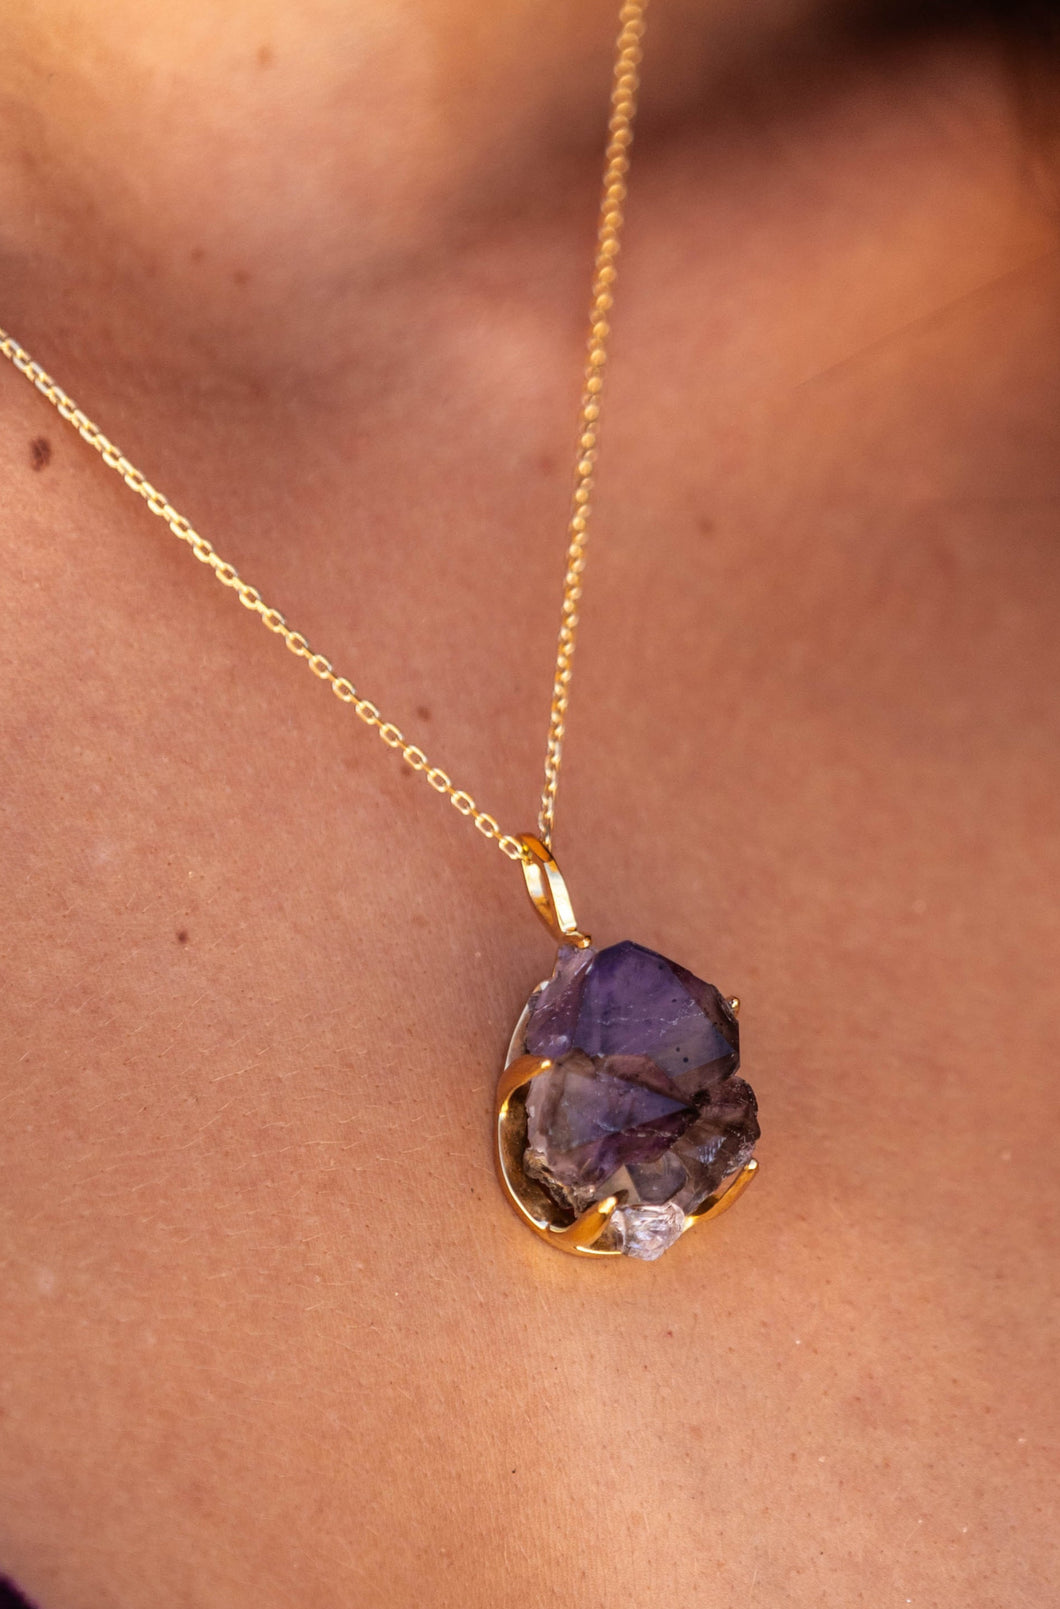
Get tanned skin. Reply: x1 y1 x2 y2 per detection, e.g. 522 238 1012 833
0 3 1057 1604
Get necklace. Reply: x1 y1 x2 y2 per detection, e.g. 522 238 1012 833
0 0 758 1262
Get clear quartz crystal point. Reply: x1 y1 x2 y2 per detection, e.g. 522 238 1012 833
513 941 759 1260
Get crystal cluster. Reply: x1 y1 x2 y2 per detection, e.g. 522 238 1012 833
517 940 759 1260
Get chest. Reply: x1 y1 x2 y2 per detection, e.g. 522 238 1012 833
0 152 1058 1600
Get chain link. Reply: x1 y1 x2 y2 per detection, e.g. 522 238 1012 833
0 0 647 865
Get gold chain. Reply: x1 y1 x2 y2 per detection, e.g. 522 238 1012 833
0 323 528 859
537 0 646 851
0 0 646 866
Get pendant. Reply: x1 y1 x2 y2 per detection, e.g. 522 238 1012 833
495 837 760 1260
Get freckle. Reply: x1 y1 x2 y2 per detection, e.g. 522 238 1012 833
233 269 251 287
697 514 715 536
176 929 189 944
190 246 205 264
257 44 274 67
30 436 52 471
536 452 557 476
415 705 432 722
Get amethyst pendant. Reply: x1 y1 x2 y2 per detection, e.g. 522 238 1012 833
495 940 760 1260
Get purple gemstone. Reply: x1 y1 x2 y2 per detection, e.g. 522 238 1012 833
519 941 758 1259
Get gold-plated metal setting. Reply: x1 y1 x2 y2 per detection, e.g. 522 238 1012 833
727 996 741 1018
496 1043 760 1259
549 1195 622 1251
495 1053 622 1256
683 1158 758 1231
517 834 592 949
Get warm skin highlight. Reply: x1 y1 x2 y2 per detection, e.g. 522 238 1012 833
0 4 1058 1607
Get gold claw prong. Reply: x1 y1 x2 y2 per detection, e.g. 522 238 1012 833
684 1157 758 1231
727 996 740 1018
548 1193 621 1252
495 1053 553 1110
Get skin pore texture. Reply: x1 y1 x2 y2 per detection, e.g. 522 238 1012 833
0 1 1058 1605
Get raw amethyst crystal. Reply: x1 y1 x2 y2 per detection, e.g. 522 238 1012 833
515 940 759 1260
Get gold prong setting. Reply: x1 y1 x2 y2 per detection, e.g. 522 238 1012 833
683 1157 758 1230
494 1052 624 1255
499 848 758 1261
494 1046 760 1261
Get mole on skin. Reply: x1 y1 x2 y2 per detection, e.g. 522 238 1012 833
30 437 51 471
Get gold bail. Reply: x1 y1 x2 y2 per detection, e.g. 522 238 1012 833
517 834 592 949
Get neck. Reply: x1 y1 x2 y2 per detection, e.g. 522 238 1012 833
0 5 1050 521
1 2 1022 385
0 0 728 386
